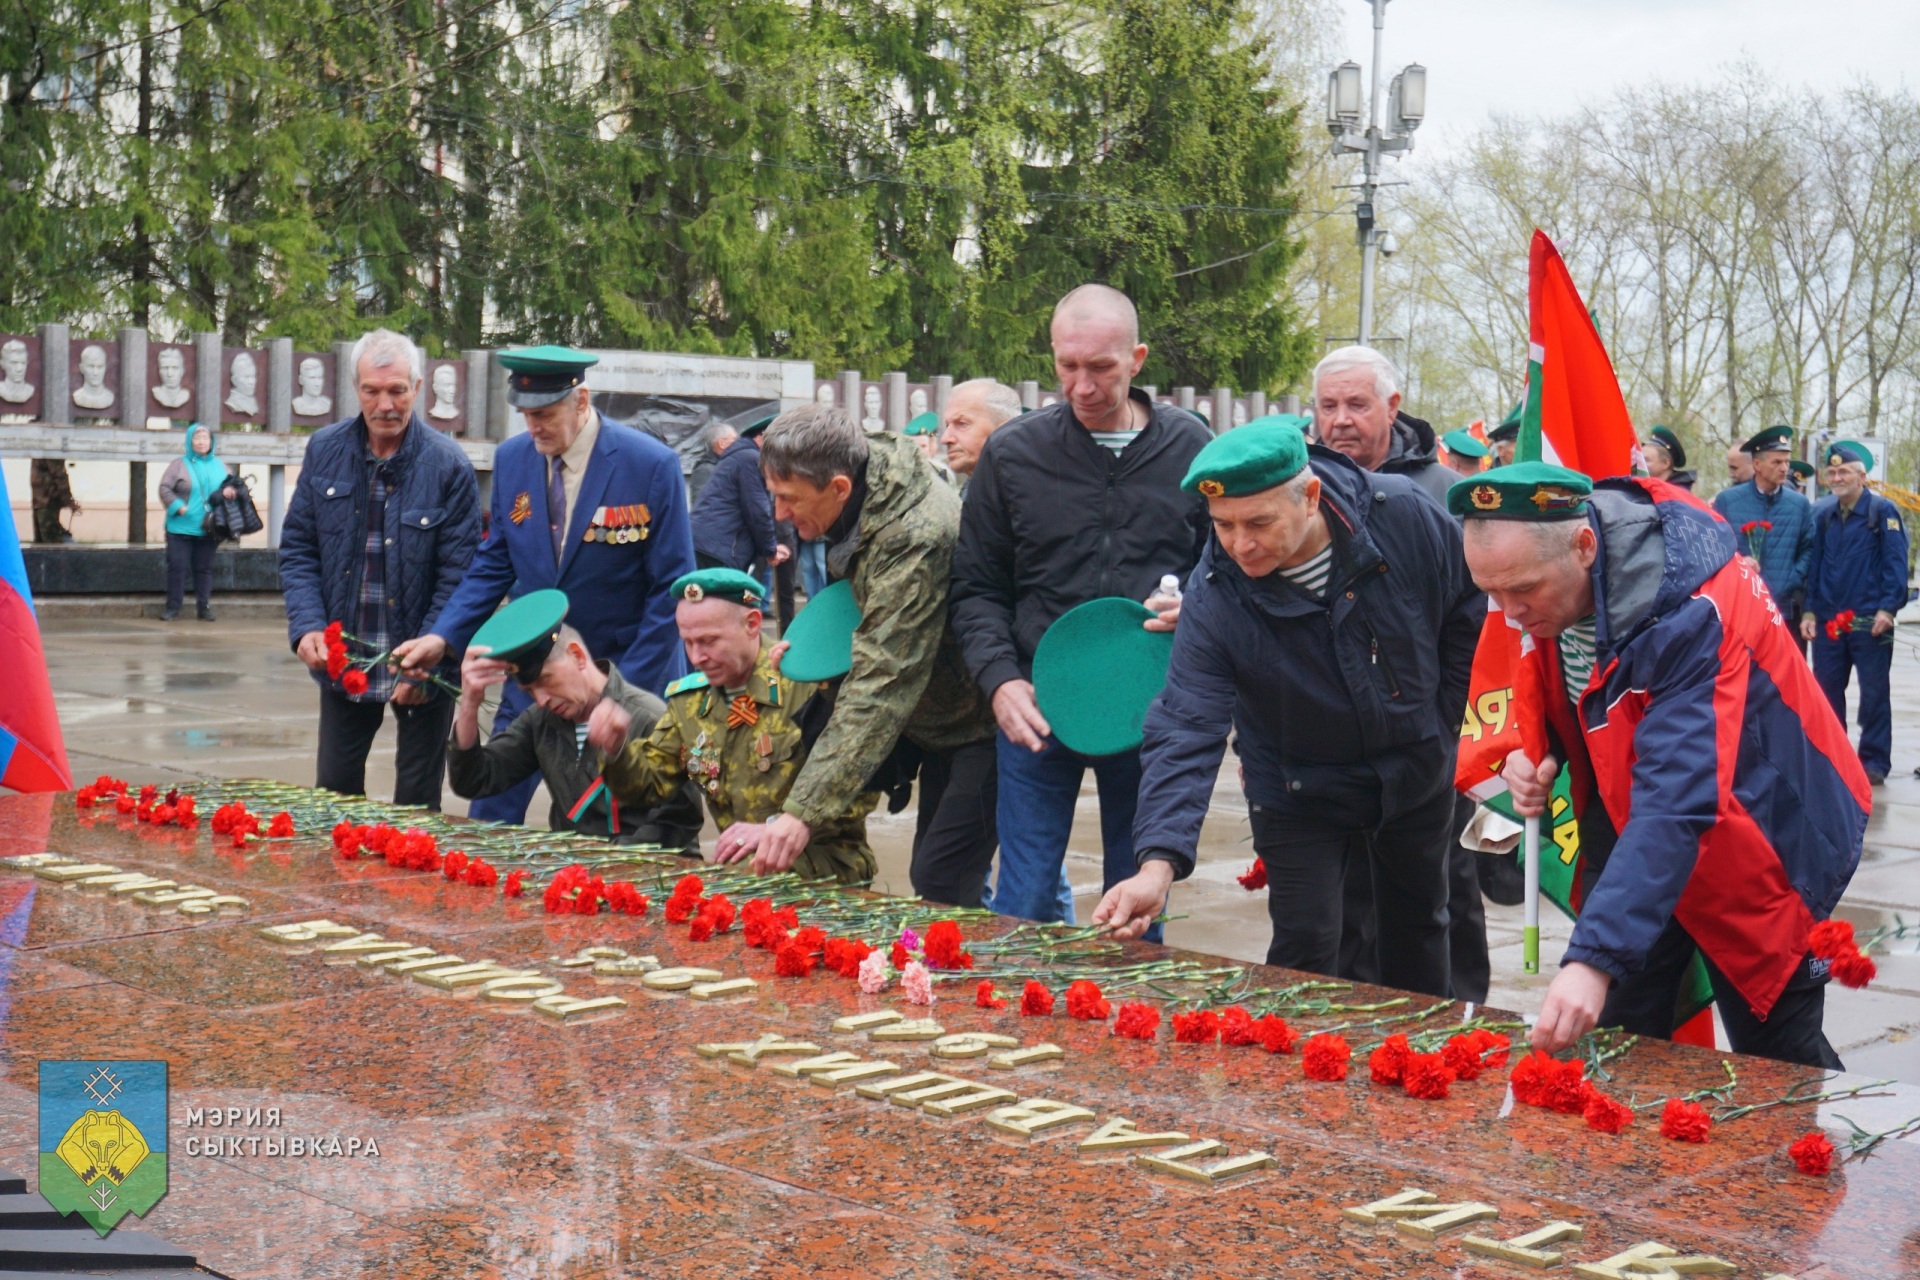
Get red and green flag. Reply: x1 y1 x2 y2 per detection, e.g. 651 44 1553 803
1459 230 1714 1044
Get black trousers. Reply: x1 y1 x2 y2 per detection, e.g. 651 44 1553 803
315 687 455 811
909 739 1000 908
1446 792 1490 1002
1598 915 1843 1069
165 531 218 613
1253 783 1455 998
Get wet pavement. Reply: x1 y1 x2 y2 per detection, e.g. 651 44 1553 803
40 611 1920 1082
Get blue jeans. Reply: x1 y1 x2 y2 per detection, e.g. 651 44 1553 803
798 540 828 597
466 682 538 823
989 731 1157 940
1813 629 1894 776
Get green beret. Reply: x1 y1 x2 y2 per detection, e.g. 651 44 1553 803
671 568 766 607
1742 424 1794 455
1647 425 1686 468
470 588 570 686
499 344 599 408
903 411 940 436
1447 460 1593 522
1827 441 1873 470
1180 419 1310 498
1441 429 1490 459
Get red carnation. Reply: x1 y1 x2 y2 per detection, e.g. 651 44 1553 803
1219 1006 1258 1046
976 979 1008 1010
1831 950 1877 988
341 669 369 696
115 794 137 814
889 940 911 970
1064 980 1110 1020
1171 1009 1221 1044
792 925 827 954
267 811 295 838
443 850 469 880
774 939 816 977
324 621 344 644
1659 1098 1712 1143
1808 918 1856 958
1369 1033 1413 1086
1545 1058 1592 1114
1112 1002 1160 1040
921 920 968 970
464 858 497 888
1788 1130 1835 1176
604 881 647 915
1256 1015 1298 1054
75 787 97 809
1019 980 1054 1016
1442 1029 1507 1080
1583 1090 1635 1134
1302 1032 1351 1081
1402 1051 1455 1101
1236 859 1267 891
824 938 874 979
504 870 526 898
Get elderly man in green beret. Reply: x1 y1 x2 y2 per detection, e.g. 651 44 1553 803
448 590 703 847
1456 462 1863 1065
595 569 877 883
1094 419 1482 997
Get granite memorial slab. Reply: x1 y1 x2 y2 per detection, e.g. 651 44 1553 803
1 787 1915 1279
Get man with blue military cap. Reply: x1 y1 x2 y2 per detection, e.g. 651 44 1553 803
392 344 696 823
1801 440 1909 785
1093 419 1482 998
1713 425 1813 642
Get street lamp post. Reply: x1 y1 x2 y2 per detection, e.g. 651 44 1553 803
1326 0 1424 348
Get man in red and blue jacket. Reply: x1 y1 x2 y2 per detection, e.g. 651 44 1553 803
1456 463 1867 1068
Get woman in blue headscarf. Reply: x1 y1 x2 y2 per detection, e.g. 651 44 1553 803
157 423 236 621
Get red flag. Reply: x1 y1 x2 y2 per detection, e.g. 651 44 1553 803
0 467 69 792
1521 229 1638 477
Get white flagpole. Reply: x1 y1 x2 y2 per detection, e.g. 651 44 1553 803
1523 814 1541 974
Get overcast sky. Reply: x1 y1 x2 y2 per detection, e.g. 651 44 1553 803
1333 0 1920 159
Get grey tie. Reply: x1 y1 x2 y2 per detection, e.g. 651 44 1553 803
548 458 566 564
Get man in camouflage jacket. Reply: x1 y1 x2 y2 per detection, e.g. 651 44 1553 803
751 406 1000 905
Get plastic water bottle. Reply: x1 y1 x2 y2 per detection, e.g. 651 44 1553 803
1149 574 1182 607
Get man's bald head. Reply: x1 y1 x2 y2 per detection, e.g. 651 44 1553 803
1052 283 1140 348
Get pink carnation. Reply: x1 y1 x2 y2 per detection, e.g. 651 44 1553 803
856 949 890 995
901 959 935 1006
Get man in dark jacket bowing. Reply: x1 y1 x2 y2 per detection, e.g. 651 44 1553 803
1095 421 1481 997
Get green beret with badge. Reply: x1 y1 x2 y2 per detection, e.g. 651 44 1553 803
1742 424 1794 456
1447 460 1592 522
1646 425 1687 468
1441 428 1490 459
903 411 940 437
1827 440 1874 470
670 568 766 607
499 344 598 408
469 588 570 685
1180 417 1310 498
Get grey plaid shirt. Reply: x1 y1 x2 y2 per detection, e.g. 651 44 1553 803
351 451 395 703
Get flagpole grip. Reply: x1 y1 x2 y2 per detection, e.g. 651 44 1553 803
1522 814 1541 975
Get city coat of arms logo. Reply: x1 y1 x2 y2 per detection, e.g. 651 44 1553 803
39 1060 169 1235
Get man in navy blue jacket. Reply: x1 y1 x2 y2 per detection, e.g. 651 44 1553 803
1711 425 1813 631
691 429 785 576
1094 421 1481 998
1800 441 1910 784
280 329 481 809
392 345 696 823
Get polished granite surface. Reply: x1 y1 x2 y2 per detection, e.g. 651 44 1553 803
3 794 1916 1279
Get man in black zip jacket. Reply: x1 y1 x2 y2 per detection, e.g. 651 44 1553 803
950 284 1211 927
1093 423 1481 998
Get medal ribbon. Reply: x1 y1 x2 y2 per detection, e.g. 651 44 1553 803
727 694 759 729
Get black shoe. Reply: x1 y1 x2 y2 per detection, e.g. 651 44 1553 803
197 606 215 622
1866 768 1887 786
161 608 179 622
